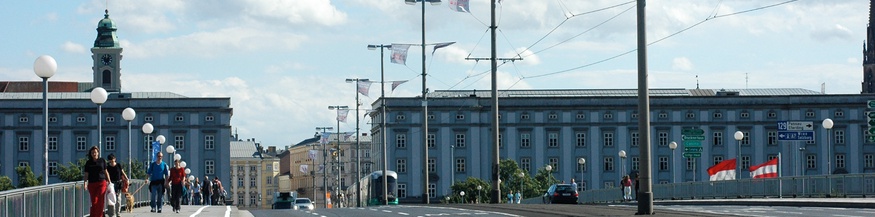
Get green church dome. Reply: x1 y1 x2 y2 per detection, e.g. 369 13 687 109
94 10 119 48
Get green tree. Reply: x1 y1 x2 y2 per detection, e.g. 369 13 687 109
0 176 14 191
15 166 43 188
57 158 87 182
534 166 559 195
450 177 491 203
129 160 147 179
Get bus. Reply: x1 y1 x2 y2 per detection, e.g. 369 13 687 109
346 170 399 206
272 191 297 209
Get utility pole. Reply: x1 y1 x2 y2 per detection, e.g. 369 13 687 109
316 127 333 208
635 0 654 214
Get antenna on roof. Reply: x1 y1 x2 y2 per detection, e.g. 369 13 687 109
745 73 749 89
696 75 699 89
821 82 826 94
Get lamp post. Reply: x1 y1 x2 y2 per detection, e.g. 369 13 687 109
157 135 166 165
517 172 524 193
34 55 56 185
142 123 153 166
122 108 136 178
476 185 482 204
619 150 627 180
91 87 108 154
404 0 441 204
460 191 465 203
734 131 743 180
316 127 333 208
368 44 392 206
577 158 585 191
822 118 833 196
345 78 369 207
328 105 349 204
669 141 677 183
545 165 553 184
799 147 806 176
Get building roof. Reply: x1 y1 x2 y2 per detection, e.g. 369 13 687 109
0 92 190 99
427 88 822 98
230 140 258 159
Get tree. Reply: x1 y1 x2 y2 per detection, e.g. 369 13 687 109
0 176 14 191
57 158 87 182
15 166 43 188
534 166 559 196
129 160 147 179
450 177 491 203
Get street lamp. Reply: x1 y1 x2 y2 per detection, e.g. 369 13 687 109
345 78 369 207
476 185 482 203
545 165 553 184
822 118 834 196
619 150 627 180
91 87 108 154
34 55 56 185
669 141 677 183
577 158 585 191
405 0 441 204
142 123 153 166
122 108 136 178
734 131 744 180
328 105 349 204
156 135 166 164
799 147 806 176
517 172 524 193
316 127 333 208
460 191 465 203
368 44 392 206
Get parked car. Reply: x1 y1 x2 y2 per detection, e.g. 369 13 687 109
542 184 578 204
295 198 315 210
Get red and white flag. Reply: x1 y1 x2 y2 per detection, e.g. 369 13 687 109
749 158 779 179
448 0 470 13
336 109 349 123
390 44 411 65
357 81 373 97
391 80 408 92
707 158 736 181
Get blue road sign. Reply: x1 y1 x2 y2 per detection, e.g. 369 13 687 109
777 131 815 141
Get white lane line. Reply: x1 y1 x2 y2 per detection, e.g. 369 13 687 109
225 206 231 217
398 212 409 215
190 205 209 217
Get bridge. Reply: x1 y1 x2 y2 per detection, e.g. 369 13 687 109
1 174 873 216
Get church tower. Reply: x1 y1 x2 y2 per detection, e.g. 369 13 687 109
863 0 875 93
91 9 123 92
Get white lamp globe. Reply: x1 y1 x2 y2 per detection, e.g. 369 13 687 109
180 161 187 168
185 168 191 174
578 158 586 165
142 123 154 134
822 118 834 129
189 175 195 181
619 150 626 158
734 131 744 141
122 108 136 121
166 145 175 153
90 87 108 104
174 153 181 161
33 55 57 78
156 135 166 144
669 141 678 150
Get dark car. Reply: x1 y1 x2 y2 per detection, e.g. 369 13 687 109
543 184 578 204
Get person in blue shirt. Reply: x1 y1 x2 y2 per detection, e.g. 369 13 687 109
514 191 521 204
147 153 169 213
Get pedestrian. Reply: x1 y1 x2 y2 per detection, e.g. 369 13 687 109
202 175 212 205
633 173 640 201
213 176 225 205
83 146 111 217
147 152 169 213
507 192 512 204
183 179 191 205
514 191 521 204
571 178 578 192
170 160 186 213
105 154 128 217
192 177 201 205
621 175 632 201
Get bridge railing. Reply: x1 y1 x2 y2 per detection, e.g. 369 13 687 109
580 173 875 203
0 179 149 217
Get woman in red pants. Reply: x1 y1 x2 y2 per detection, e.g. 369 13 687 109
83 146 111 217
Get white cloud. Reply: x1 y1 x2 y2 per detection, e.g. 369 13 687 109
672 57 694 71
810 24 853 42
240 0 347 26
122 27 307 58
60 41 87 54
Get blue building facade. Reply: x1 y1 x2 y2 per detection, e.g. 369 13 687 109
372 88 875 200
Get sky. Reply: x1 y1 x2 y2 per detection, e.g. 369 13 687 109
0 0 869 148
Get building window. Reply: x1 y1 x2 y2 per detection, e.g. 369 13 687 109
686 112 695 119
836 154 845 169
18 136 29 151
521 158 531 172
741 131 750 146
19 116 28 123
603 132 614 147
686 157 695 170
143 135 154 150
740 111 750 118
106 116 115 123
580 181 587 191
659 156 668 171
19 161 29 168
805 111 815 118
520 133 531 148
238 177 244 187
455 133 466 148
396 159 406 173
576 112 586 119
603 112 613 119
77 116 86 123
250 177 257 187
427 133 435 148
205 115 215 122
631 132 639 147
767 131 777 146
604 182 614 189
604 157 614 171
456 114 465 120
396 134 406 148
455 158 466 172
658 112 668 119
658 131 668 146
864 154 874 168
175 114 184 122
713 112 723 119
205 160 215 175
521 113 530 120
49 116 57 123
398 184 407 198
835 130 845 145
498 133 503 148
77 136 87 151
428 114 435 120
547 132 559 147
175 135 185 150
631 113 639 119
205 135 215 150
250 193 256 206
238 193 244 206
807 155 817 169
713 131 723 146
428 183 436 198
548 158 559 172
631 157 639 171
713 156 724 166
428 158 436 173
396 114 406 121
548 113 558 120
741 156 750 170
48 136 58 151
144 115 153 122
577 158 586 172
48 161 58 176
767 111 777 118
576 132 586 147
768 155 778 161
834 110 844 117
105 135 115 150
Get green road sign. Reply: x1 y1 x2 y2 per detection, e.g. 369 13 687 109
682 128 704 136
869 100 875 109
683 152 701 158
870 127 875 135
869 118 875 126
683 140 702 147
868 111 875 119
867 135 875 143
682 135 705 141
684 147 703 152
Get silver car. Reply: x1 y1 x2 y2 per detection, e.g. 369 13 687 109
295 198 315 210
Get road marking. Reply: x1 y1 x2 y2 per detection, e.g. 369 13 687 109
190 205 209 217
382 210 393 212
398 212 409 215
224 206 231 217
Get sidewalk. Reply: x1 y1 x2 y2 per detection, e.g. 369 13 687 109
652 198 875 209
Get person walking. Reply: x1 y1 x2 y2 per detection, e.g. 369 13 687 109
183 179 191 205
84 146 111 217
169 160 186 213
202 175 212 205
514 191 521 204
147 152 169 213
213 176 225 205
192 177 201 205
105 154 128 217
621 175 632 201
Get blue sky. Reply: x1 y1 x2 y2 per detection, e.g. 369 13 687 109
0 0 867 147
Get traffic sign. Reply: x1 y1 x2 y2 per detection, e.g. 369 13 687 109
867 111 875 119
867 135 875 143
777 121 814 131
869 127 875 135
869 118 875 126
682 128 704 136
682 135 705 141
868 100 875 109
777 131 815 141
683 140 702 147
683 153 701 158
684 147 703 152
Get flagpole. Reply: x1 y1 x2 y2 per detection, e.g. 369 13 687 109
778 152 782 198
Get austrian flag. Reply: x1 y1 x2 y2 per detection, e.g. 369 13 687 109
707 158 736 181
749 158 779 179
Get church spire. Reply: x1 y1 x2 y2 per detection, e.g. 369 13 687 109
863 0 875 93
